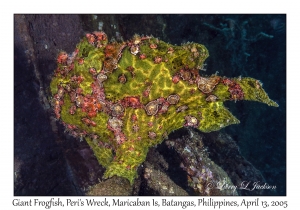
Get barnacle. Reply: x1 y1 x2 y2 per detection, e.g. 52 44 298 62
145 101 159 116
167 94 180 105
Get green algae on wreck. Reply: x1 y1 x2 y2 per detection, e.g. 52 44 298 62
50 32 278 184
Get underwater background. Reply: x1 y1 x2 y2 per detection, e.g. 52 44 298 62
14 14 286 195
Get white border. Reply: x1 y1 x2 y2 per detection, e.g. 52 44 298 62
3 0 296 208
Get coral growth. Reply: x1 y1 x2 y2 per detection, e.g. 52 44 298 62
50 31 278 184
164 128 238 196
